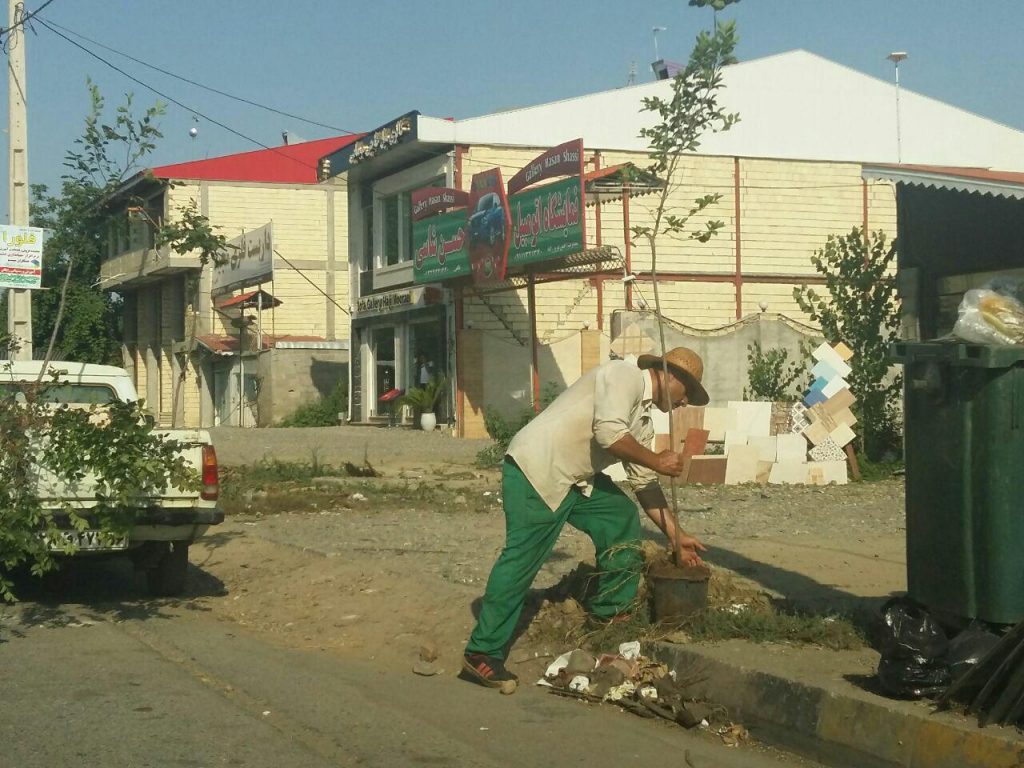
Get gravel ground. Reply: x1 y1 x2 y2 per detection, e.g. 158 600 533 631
210 425 492 469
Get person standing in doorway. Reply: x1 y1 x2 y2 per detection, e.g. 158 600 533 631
461 348 710 693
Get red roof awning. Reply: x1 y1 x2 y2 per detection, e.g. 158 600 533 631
216 289 281 311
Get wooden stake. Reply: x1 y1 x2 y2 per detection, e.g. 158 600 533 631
844 443 862 481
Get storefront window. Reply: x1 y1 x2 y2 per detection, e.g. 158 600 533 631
372 327 397 409
408 317 447 419
382 196 400 266
374 168 446 269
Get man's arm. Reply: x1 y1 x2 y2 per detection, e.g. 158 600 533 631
635 485 706 567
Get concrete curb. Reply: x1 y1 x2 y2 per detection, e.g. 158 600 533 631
648 641 1024 768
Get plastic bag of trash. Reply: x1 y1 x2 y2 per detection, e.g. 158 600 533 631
953 289 1024 345
946 623 1002 681
874 597 951 699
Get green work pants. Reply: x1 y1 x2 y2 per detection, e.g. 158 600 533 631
466 458 642 660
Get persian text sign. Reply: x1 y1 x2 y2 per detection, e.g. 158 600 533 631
213 223 274 296
0 225 45 289
506 139 583 195
413 211 470 283
507 176 583 270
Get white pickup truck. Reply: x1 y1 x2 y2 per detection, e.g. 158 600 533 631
1 360 223 596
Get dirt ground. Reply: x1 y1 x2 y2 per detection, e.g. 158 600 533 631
189 426 907 685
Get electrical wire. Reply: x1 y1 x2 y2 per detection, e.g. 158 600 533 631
37 17 326 176
0 0 57 45
273 249 350 316
40 17 357 136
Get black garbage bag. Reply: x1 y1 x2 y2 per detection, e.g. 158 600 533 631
874 597 951 699
946 622 1002 682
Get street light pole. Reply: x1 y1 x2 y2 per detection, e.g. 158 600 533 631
887 51 908 164
6 0 33 360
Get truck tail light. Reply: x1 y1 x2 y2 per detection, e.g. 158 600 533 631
201 444 219 501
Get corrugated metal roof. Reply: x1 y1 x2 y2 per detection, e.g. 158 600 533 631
862 163 1024 200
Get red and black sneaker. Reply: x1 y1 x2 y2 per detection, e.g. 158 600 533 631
461 653 519 694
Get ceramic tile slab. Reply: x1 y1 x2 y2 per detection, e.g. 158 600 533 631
830 423 857 447
724 445 760 485
822 377 850 399
776 433 808 463
683 428 710 459
823 388 856 415
802 420 830 446
652 409 670 435
702 406 736 442
728 401 772 438
833 342 854 361
769 461 809 485
748 435 778 463
811 343 852 378
809 437 846 462
724 430 749 456
807 460 848 486
790 403 810 433
804 389 828 407
831 407 857 427
811 359 842 382
756 460 774 484
687 456 727 485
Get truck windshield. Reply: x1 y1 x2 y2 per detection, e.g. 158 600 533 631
0 382 118 405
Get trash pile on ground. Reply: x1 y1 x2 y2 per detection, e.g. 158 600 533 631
537 640 747 743
873 597 1005 715
939 619 1024 727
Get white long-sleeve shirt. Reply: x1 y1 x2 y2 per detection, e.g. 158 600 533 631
506 360 659 511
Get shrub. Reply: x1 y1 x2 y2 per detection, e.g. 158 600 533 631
744 340 814 401
278 381 348 428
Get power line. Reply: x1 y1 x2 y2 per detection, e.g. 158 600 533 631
40 17 357 136
0 0 57 44
37 18 326 176
273 250 350 316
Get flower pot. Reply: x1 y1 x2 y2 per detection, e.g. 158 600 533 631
419 412 437 431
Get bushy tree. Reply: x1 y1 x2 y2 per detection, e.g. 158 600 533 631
29 83 165 364
794 228 902 459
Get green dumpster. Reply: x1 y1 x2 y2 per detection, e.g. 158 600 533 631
892 341 1024 625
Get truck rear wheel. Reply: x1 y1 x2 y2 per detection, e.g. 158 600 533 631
146 541 189 597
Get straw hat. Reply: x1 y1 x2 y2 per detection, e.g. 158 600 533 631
636 347 710 406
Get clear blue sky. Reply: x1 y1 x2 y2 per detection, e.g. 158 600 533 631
3 0 1023 220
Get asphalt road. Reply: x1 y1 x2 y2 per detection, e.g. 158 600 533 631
0 563 822 768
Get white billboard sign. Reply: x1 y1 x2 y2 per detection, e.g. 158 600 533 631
0 225 45 290
212 222 274 296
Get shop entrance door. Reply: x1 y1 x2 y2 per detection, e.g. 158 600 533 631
371 326 396 416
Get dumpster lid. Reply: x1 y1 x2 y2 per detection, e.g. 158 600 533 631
891 340 1024 368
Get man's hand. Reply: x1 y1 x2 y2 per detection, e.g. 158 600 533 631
652 450 686 477
676 534 707 567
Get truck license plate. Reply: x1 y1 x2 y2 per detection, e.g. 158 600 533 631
46 530 129 552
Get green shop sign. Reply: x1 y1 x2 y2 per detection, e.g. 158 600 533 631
414 174 583 284
507 176 582 271
413 212 470 283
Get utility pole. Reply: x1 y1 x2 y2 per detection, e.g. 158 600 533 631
887 51 908 164
7 0 32 360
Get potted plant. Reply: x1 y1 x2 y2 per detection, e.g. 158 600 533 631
398 375 447 431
